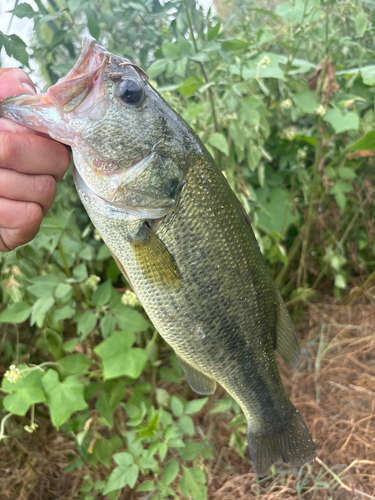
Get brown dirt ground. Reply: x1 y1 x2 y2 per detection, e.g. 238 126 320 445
1 285 375 500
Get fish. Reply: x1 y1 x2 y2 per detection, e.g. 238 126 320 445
0 37 315 476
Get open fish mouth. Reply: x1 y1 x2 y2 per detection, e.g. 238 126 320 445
47 37 108 112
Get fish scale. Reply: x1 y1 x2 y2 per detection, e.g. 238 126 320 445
0 36 315 476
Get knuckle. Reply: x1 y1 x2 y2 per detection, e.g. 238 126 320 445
33 174 56 201
24 202 43 226
0 132 22 163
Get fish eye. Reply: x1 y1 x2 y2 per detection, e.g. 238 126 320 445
117 79 143 104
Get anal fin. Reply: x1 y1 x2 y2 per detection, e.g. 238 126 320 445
178 357 216 395
130 223 181 288
275 291 300 368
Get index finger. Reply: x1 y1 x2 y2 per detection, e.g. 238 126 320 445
0 68 40 135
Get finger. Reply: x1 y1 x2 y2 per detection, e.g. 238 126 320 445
0 169 56 215
0 131 71 181
0 197 43 252
0 68 36 100
0 68 55 140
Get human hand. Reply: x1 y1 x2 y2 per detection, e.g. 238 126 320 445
0 68 71 252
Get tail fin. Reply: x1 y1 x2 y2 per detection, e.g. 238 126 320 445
247 409 315 477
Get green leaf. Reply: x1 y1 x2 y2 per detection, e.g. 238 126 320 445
148 59 169 79
355 11 368 37
3 34 29 67
162 41 181 59
170 396 184 417
73 263 87 282
221 38 249 50
100 314 116 338
77 311 97 340
361 66 375 86
334 273 347 289
86 6 100 39
94 331 147 379
207 133 229 156
55 305 75 322
55 283 72 300
180 466 207 500
67 0 81 12
207 23 220 41
346 131 375 151
103 463 139 494
0 302 32 323
162 459 179 485
58 354 91 378
256 186 298 236
42 370 88 428
114 452 134 467
137 480 154 492
293 90 319 114
242 53 284 80
2 367 45 416
92 280 112 306
324 109 359 133
112 304 151 333
31 297 55 327
211 397 234 413
177 76 204 97
8 3 36 18
275 0 323 25
179 415 195 436
185 397 208 415
96 381 125 427
338 166 356 180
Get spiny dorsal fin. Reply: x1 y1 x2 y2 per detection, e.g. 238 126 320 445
274 291 300 368
178 357 216 395
130 223 181 288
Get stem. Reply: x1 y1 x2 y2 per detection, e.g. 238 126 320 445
185 4 218 132
49 0 81 42
344 269 375 306
0 413 13 441
275 236 302 287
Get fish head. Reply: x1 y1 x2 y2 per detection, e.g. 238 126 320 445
0 37 194 218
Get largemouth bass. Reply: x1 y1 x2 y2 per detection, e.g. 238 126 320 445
0 37 315 476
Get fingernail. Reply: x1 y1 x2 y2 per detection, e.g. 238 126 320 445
21 82 36 94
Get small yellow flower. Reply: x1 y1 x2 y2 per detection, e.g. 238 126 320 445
85 275 101 291
5 365 21 384
259 55 271 69
296 147 307 161
121 290 141 307
285 128 296 140
315 104 327 116
280 98 292 110
93 229 102 241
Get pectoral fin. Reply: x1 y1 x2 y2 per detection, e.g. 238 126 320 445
274 291 300 368
130 223 181 288
178 357 216 395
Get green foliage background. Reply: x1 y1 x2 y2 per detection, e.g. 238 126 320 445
0 0 375 498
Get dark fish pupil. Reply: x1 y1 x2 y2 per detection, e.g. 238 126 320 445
118 79 143 104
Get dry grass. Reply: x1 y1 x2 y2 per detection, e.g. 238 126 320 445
1 285 375 500
208 285 375 499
